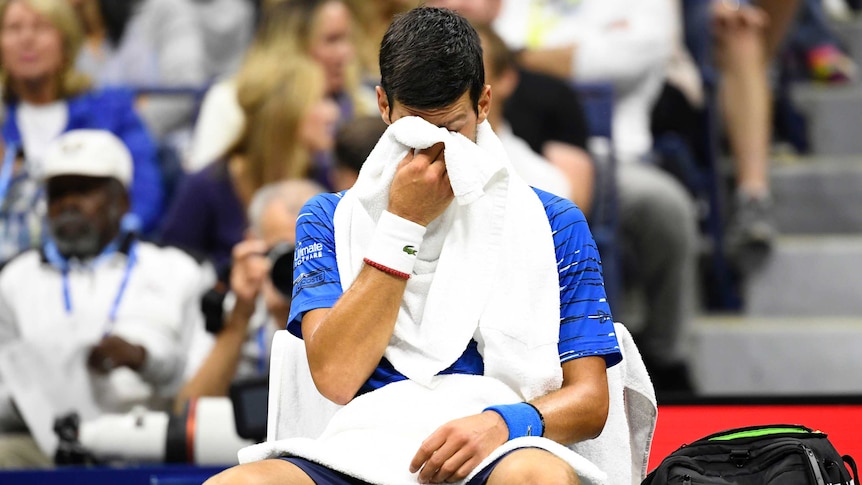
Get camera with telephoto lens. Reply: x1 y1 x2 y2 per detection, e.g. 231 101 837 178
201 242 296 334
266 241 295 299
54 395 257 467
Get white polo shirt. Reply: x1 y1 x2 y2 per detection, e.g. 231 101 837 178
0 241 212 415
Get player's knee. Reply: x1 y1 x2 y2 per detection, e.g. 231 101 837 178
204 459 312 485
490 449 579 485
203 464 265 485
202 468 229 485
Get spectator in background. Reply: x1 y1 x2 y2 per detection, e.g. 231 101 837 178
160 55 338 281
715 0 804 269
502 66 596 215
344 0 418 85
67 0 208 139
174 179 324 414
0 104 43 263
190 0 256 81
786 0 857 84
683 0 802 270
0 130 210 468
427 0 595 214
189 0 364 175
0 0 165 234
330 115 387 191
495 0 698 392
477 23 585 208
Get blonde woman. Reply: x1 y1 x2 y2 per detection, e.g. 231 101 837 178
344 0 419 83
159 56 339 279
0 0 164 233
188 0 363 171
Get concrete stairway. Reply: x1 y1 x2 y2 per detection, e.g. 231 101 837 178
791 84 862 156
691 13 862 396
692 234 862 395
744 235 862 317
692 315 862 395
771 157 862 234
693 161 862 395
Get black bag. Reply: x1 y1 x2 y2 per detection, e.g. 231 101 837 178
643 424 860 484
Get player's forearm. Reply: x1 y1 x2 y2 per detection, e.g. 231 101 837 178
304 265 408 404
530 356 610 445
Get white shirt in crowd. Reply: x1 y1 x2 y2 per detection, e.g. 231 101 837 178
0 241 213 423
496 123 572 199
495 0 676 163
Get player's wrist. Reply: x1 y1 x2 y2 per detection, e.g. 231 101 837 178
483 402 545 441
365 210 426 279
481 409 511 445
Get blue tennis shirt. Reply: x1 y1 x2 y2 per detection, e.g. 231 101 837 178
288 188 622 396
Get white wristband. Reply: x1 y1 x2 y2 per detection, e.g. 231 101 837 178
365 211 427 276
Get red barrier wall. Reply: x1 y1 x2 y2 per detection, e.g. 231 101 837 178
649 401 862 473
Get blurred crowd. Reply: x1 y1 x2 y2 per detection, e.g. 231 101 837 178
0 0 858 470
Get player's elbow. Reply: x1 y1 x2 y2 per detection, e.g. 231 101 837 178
320 387 355 407
583 388 610 440
310 365 360 406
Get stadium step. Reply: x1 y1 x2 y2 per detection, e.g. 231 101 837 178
687 15 862 398
692 314 862 395
742 234 862 317
771 156 862 234
790 83 862 156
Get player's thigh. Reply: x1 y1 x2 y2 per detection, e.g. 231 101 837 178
203 458 315 485
484 447 579 485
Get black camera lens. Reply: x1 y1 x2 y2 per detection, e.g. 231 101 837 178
267 242 295 298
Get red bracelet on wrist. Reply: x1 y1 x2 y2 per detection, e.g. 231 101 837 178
363 257 411 280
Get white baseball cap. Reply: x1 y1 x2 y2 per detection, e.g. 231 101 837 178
41 129 133 188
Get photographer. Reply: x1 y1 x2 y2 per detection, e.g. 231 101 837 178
174 179 324 414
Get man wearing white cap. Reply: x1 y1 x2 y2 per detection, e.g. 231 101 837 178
0 129 212 468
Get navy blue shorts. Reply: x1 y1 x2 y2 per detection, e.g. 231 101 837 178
282 451 513 485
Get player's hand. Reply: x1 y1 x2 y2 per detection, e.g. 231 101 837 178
388 142 454 227
87 335 146 374
409 411 508 484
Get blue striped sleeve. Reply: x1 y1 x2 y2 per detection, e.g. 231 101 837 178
535 188 622 368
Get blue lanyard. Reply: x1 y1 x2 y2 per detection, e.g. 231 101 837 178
45 238 138 337
0 143 19 207
256 324 268 375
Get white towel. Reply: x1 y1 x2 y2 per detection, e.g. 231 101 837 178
264 330 342 442
239 375 608 485
333 117 562 400
571 322 658 484
241 324 659 484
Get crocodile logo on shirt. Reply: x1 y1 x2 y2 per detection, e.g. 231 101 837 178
403 245 417 256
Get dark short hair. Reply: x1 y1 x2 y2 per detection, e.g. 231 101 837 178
379 7 484 115
335 116 388 174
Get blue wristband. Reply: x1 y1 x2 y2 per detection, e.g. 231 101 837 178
483 402 544 440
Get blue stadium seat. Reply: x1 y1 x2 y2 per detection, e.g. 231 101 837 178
678 0 741 310
573 82 621 313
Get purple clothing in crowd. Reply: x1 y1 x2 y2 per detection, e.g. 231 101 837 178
158 159 245 277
